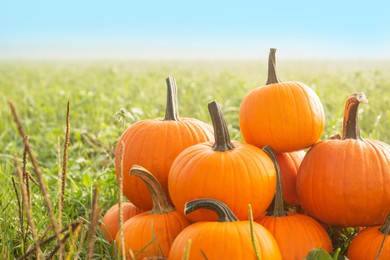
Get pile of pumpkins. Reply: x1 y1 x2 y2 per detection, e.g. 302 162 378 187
101 49 390 259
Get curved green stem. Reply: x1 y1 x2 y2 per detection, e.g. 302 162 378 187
379 213 390 235
130 165 174 214
263 146 287 217
184 198 238 222
266 48 281 85
208 101 234 152
164 77 180 121
342 92 368 140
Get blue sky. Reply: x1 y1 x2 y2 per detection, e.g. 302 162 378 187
1 0 389 60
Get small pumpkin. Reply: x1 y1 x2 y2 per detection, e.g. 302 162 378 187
116 165 191 259
168 101 276 222
347 213 390 260
257 146 332 260
239 48 325 153
115 77 214 210
100 202 144 243
297 92 390 226
168 198 282 260
276 150 305 206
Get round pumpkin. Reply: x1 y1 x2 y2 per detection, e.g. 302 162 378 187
297 93 390 226
347 214 390 260
116 165 191 259
169 198 282 260
115 77 214 210
257 146 332 260
168 101 276 222
239 48 325 153
100 202 144 243
276 150 305 206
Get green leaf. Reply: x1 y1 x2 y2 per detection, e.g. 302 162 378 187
82 173 92 187
304 248 333 260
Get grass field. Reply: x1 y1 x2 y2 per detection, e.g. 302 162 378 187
1 59 390 258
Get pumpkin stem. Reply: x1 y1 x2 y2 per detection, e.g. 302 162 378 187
184 198 238 222
342 92 368 140
263 146 287 217
164 77 180 121
266 48 281 85
379 213 390 235
130 165 175 214
208 101 234 152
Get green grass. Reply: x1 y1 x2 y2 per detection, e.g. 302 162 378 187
1 59 390 259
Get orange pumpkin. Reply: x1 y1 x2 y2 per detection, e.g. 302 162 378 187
276 150 305 206
347 214 390 260
239 48 325 153
115 77 214 210
257 146 332 260
168 101 276 222
116 165 190 259
297 93 390 226
100 202 144 243
169 198 282 260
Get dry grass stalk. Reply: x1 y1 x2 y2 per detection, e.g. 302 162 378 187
57 137 64 260
65 220 84 260
11 177 26 255
14 155 43 259
74 227 87 260
9 101 63 250
86 184 101 260
22 141 30 204
60 101 70 208
25 171 39 187
118 141 126 259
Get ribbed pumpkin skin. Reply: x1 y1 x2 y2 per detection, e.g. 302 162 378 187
168 141 276 222
168 221 282 260
347 227 390 260
116 211 191 259
239 81 325 153
297 139 390 226
100 202 144 243
116 119 213 210
276 150 305 206
257 213 332 260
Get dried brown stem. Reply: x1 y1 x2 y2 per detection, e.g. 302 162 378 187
61 101 70 208
14 155 43 259
266 48 281 85
86 184 101 260
12 177 26 255
342 93 368 140
118 141 126 259
9 101 62 250
57 137 64 259
22 141 30 205
65 220 84 260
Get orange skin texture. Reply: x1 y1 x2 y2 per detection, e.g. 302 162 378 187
276 150 305 206
115 118 214 210
239 81 325 153
168 141 276 222
297 139 390 226
115 210 191 260
347 226 390 260
168 220 282 260
100 202 144 243
256 212 332 260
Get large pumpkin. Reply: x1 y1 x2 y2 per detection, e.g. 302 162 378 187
169 101 276 222
116 165 191 259
169 198 282 260
100 202 144 243
239 48 325 153
347 214 390 260
257 146 332 260
276 150 305 206
297 93 390 226
115 77 214 210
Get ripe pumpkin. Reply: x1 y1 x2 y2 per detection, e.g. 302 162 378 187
115 77 214 210
297 93 390 226
116 165 190 259
276 150 305 206
239 48 325 153
168 101 276 222
100 202 144 243
168 198 282 260
347 214 390 260
257 146 332 260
